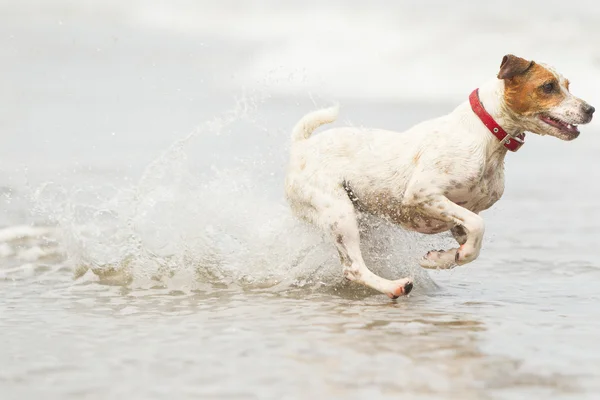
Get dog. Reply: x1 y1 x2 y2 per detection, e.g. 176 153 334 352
284 54 594 299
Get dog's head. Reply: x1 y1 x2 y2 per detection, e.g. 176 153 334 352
497 54 594 140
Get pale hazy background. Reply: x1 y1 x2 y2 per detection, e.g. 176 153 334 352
2 0 599 171
2 2 600 400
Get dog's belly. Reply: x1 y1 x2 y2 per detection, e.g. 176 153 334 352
352 193 454 234
351 187 501 234
447 193 499 214
370 205 454 234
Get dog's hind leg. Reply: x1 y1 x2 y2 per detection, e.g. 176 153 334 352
301 184 413 298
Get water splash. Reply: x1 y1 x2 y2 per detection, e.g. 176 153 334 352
28 93 440 295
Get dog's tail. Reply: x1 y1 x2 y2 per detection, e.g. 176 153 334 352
291 105 339 142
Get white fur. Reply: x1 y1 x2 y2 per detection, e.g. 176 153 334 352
285 64 592 298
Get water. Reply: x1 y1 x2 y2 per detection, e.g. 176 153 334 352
2 1 600 399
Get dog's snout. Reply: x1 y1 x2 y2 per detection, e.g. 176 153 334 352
584 104 595 116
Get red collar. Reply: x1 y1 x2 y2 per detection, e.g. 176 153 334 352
469 89 525 152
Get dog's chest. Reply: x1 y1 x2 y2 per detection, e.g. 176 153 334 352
445 163 505 213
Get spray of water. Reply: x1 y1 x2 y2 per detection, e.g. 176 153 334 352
29 92 441 295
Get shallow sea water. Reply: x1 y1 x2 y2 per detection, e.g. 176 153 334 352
2 1 600 399
3 214 600 400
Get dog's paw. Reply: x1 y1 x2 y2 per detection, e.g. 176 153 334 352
454 244 479 265
386 278 414 299
419 249 458 270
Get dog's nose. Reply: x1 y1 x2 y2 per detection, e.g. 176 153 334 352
584 104 595 116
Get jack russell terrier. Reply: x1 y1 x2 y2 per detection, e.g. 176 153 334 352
284 54 594 299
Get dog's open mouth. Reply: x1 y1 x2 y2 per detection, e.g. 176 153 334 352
539 115 580 137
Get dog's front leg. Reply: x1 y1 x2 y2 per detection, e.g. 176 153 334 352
414 196 484 269
451 225 468 246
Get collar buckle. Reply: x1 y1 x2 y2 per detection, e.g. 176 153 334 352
469 88 525 152
500 133 524 146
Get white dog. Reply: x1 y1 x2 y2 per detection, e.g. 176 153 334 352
284 54 594 299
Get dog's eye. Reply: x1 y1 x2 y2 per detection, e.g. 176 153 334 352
542 82 555 94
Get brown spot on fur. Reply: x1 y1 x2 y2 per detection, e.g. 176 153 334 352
452 225 468 245
338 251 352 267
435 159 453 175
453 225 466 236
335 235 353 267
501 57 565 116
412 151 422 165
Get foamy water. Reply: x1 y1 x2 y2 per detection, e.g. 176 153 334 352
2 1 600 399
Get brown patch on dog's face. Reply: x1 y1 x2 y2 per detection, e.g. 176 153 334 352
502 62 564 116
497 54 594 141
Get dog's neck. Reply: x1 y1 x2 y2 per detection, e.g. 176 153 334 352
472 79 525 157
476 79 525 138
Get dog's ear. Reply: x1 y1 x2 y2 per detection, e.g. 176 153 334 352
497 54 534 80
